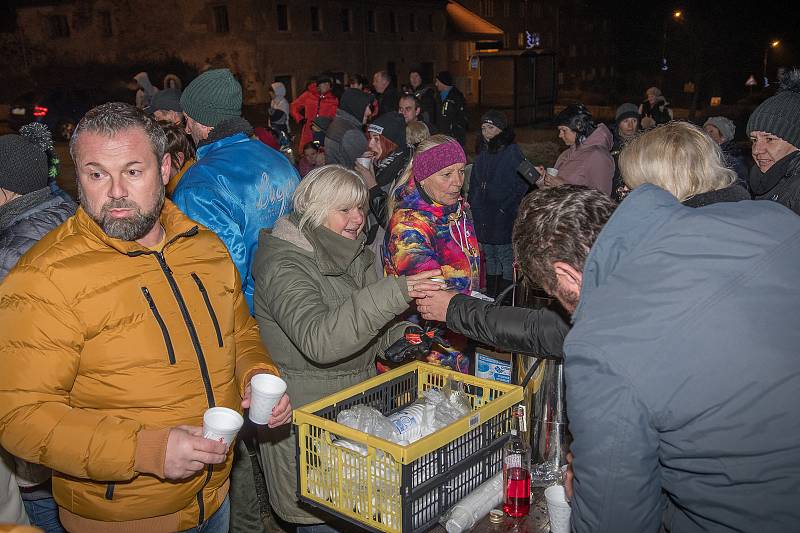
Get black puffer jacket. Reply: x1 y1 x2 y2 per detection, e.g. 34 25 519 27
0 187 76 282
446 293 568 358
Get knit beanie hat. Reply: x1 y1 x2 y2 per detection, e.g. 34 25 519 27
146 88 183 113
339 88 372 120
367 112 407 147
412 139 466 182
0 123 53 195
704 116 736 143
436 71 454 87
481 109 508 130
746 68 800 148
615 103 640 123
180 69 242 128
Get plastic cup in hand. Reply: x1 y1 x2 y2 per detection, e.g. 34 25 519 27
356 157 372 168
202 407 243 449
249 374 287 425
546 167 559 177
544 485 572 533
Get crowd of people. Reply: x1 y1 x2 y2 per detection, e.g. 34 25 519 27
0 62 798 533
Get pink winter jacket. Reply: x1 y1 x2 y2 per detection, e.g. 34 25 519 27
554 123 615 195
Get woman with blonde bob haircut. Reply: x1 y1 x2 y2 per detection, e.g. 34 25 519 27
251 164 442 528
621 121 749 207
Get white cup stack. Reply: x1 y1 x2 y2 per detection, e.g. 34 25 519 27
249 374 287 425
202 407 243 449
544 485 572 533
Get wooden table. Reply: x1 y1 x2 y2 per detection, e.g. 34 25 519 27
432 488 551 533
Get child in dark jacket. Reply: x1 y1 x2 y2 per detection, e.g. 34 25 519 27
468 110 529 297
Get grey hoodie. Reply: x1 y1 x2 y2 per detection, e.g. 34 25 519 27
565 185 800 532
269 82 290 131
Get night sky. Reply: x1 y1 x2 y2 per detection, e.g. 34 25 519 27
596 0 799 103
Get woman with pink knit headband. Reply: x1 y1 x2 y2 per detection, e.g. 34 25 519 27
383 135 480 373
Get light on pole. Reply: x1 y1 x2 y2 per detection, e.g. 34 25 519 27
661 10 685 72
763 40 781 87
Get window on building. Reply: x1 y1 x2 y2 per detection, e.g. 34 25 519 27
310 6 321 32
481 0 495 17
340 8 351 32
504 0 510 17
367 10 376 33
533 2 543 18
389 11 397 33
520 2 526 17
428 13 435 32
99 10 112 37
409 13 417 32
46 14 70 38
213 5 229 33
277 4 289 32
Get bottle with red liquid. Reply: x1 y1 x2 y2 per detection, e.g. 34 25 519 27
503 405 531 518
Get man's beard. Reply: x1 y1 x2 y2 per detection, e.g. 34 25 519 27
79 185 165 242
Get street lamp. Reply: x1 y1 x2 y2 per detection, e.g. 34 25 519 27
661 9 685 72
763 40 781 87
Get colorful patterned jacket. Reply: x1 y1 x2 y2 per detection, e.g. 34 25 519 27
383 180 480 294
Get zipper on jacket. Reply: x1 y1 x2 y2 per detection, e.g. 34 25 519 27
105 482 115 500
196 466 214 524
153 251 216 408
141 287 176 364
191 273 223 348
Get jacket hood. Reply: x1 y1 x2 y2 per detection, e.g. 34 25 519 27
582 123 613 150
271 82 286 98
134 72 155 92
573 184 676 322
263 214 370 276
339 89 372 120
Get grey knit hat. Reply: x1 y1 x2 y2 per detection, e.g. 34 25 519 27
180 69 242 128
0 124 52 195
615 103 640 123
746 68 800 148
704 116 736 143
146 88 183 114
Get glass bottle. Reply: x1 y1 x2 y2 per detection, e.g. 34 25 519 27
503 405 531 518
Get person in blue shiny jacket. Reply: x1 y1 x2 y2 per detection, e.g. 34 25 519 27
173 69 300 313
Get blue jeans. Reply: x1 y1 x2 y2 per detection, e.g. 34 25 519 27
23 497 65 533
481 243 514 280
179 496 230 533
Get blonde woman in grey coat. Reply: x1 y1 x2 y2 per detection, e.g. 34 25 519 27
252 165 442 529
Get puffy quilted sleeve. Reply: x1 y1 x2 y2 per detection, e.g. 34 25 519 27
231 272 280 396
0 267 142 481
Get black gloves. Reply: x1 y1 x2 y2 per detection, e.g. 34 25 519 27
384 325 450 363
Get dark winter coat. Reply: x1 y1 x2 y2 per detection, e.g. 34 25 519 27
446 294 568 358
325 109 367 169
0 187 75 282
749 150 800 215
436 87 468 146
566 184 800 532
375 85 400 118
720 140 750 191
640 98 672 125
469 133 528 244
412 84 438 126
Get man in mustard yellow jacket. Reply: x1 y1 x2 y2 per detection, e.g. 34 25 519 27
0 102 291 533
